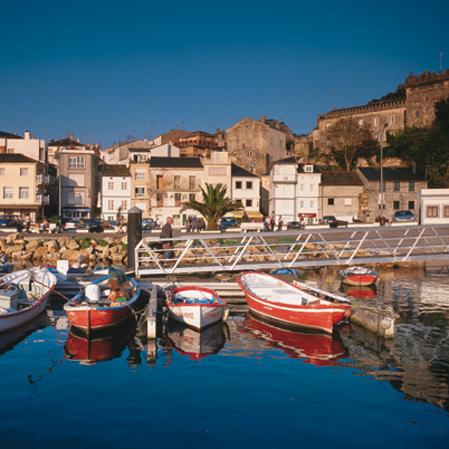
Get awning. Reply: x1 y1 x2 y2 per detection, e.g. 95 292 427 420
228 210 263 219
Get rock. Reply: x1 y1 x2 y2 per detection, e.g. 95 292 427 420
61 249 82 263
44 240 59 250
111 254 124 264
6 233 22 245
33 245 50 260
101 247 111 258
90 239 98 246
66 239 79 250
26 240 41 252
5 244 24 255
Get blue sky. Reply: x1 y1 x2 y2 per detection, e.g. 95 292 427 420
1 0 447 146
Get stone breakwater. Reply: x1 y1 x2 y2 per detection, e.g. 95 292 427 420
0 233 128 265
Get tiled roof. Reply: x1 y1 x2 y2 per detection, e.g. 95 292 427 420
102 164 131 177
321 171 363 186
0 154 43 165
0 131 22 139
150 157 203 168
358 167 425 182
231 163 258 178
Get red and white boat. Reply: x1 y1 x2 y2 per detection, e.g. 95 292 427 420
166 286 228 330
237 272 351 334
0 268 56 333
339 266 378 286
64 275 142 333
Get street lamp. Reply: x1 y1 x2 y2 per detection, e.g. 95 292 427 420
380 123 389 221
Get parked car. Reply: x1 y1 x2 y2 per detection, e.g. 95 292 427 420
142 218 156 231
0 217 18 228
287 221 301 230
80 218 105 233
322 215 349 228
392 210 416 222
219 217 238 231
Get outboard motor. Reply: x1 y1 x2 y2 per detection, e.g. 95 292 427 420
85 284 101 303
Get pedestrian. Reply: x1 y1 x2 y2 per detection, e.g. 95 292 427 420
155 217 161 229
242 211 249 222
25 215 31 233
277 215 284 231
160 216 174 260
263 216 270 232
270 212 276 232
299 215 305 230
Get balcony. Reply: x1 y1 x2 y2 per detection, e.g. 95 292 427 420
36 174 50 185
36 195 50 205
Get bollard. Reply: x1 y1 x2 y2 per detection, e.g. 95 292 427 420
127 207 142 271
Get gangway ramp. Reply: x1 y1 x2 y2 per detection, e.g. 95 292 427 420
135 224 449 276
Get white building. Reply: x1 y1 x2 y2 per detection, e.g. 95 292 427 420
420 189 449 224
231 163 261 214
100 165 131 221
269 158 321 223
0 130 46 162
128 143 180 163
201 151 232 190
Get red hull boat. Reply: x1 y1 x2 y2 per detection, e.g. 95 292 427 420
237 272 351 334
64 275 142 333
243 315 346 365
339 266 378 287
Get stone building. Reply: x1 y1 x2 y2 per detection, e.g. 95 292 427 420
356 167 427 222
405 70 449 127
177 131 219 157
223 117 289 176
320 172 363 221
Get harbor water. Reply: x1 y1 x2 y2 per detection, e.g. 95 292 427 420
0 274 448 449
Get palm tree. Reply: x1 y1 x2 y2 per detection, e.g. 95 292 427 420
181 183 242 230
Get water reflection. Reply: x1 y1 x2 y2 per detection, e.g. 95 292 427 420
241 315 346 365
340 283 377 300
64 323 136 365
166 320 227 360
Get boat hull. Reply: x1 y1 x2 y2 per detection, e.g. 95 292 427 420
0 289 52 333
341 275 377 287
168 304 225 330
65 307 134 332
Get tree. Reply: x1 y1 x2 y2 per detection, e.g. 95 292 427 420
386 98 449 187
326 117 379 171
181 183 242 230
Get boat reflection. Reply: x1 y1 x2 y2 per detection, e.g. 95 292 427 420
0 313 50 357
243 315 346 365
64 323 136 365
166 320 226 360
340 283 377 299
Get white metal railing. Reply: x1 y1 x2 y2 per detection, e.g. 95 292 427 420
135 224 449 276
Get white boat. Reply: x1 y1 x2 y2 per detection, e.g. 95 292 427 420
0 268 57 333
166 286 228 330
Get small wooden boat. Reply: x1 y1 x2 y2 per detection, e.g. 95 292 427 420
237 272 351 334
64 275 142 333
166 286 228 330
0 268 57 333
339 266 378 286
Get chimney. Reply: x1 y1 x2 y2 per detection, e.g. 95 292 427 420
24 130 31 140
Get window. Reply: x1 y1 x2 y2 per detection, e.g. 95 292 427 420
19 187 29 199
389 114 395 124
156 192 163 207
427 206 439 217
121 182 127 190
415 110 421 119
344 198 352 206
121 200 128 210
156 175 164 190
393 181 400 192
67 190 84 205
393 200 400 210
328 198 334 206
189 193 195 202
236 181 242 189
20 168 29 176
175 193 182 207
246 199 253 207
304 165 313 173
408 182 415 192
108 200 114 210
108 182 114 190
309 200 314 208
135 170 145 180
0 168 4 176
174 176 181 190
68 156 85 169
246 181 253 189
444 206 449 217
135 187 145 197
3 187 13 199
299 201 304 208
189 176 196 190
406 201 414 210
309 184 314 191
247 150 253 158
